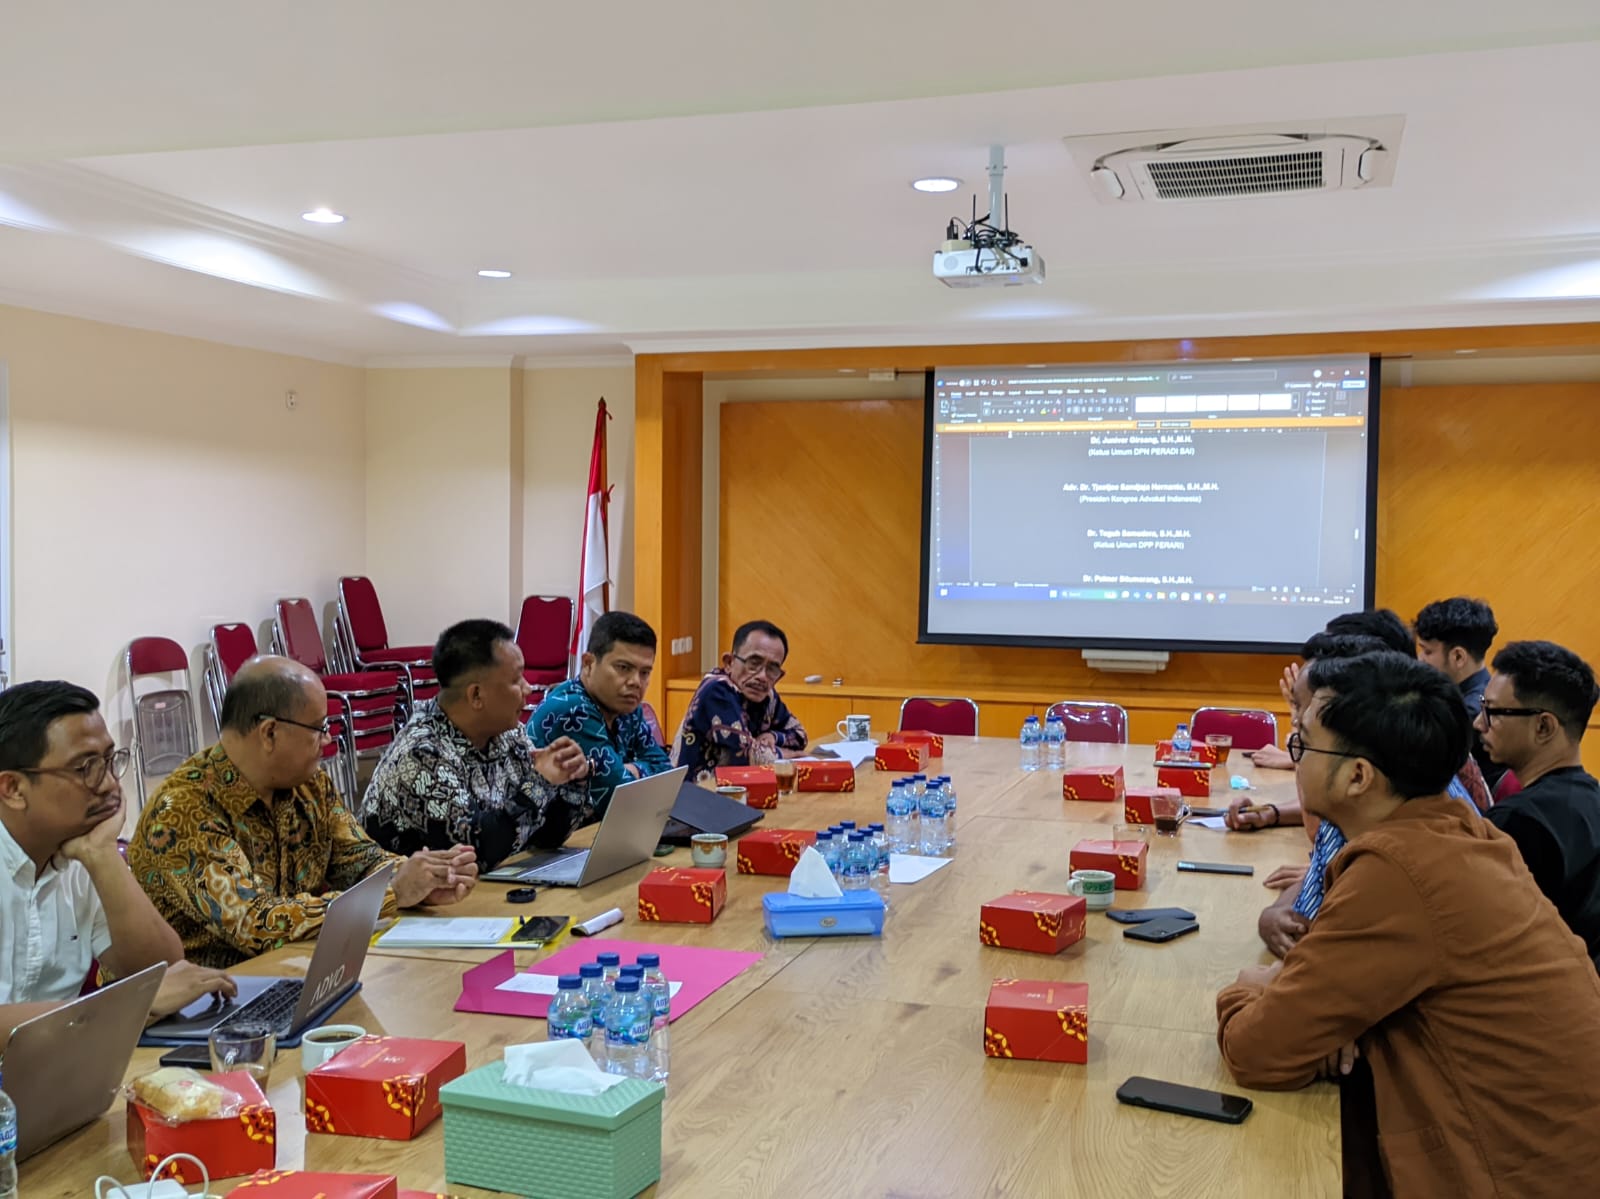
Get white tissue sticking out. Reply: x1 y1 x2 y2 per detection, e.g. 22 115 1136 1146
503 1038 628 1095
787 846 844 899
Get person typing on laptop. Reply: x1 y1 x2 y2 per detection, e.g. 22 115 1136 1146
359 619 592 867
129 657 480 969
0 681 235 1050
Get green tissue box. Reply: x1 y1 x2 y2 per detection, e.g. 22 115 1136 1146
439 1061 664 1198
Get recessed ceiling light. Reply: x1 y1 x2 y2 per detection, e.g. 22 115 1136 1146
301 208 345 224
911 177 961 194
477 269 513 279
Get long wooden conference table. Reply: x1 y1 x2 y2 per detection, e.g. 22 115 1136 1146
27 739 1339 1197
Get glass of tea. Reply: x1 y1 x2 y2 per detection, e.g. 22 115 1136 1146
772 758 797 795
1152 792 1190 837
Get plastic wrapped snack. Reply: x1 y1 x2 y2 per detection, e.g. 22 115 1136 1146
127 1067 242 1123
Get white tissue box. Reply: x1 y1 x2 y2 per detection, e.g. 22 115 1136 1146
761 892 886 938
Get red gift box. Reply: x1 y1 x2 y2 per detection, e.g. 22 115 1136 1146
874 742 926 772
304 1036 465 1141
226 1171 398 1198
736 828 817 876
983 978 1089 1064
638 866 727 923
128 1072 275 1184
1156 763 1215 798
1069 839 1148 890
1124 785 1182 825
715 766 779 809
888 729 944 758
1155 740 1224 765
979 891 1087 955
1061 765 1125 802
795 760 855 792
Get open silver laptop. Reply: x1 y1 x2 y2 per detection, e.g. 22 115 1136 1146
485 766 687 887
142 862 394 1048
4 961 166 1161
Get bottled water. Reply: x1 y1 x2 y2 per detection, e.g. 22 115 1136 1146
907 775 927 801
919 780 950 855
636 953 671 1085
842 832 873 890
620 964 645 984
579 962 609 1064
816 831 842 877
885 781 918 854
838 820 858 843
1173 722 1194 761
936 775 958 853
603 978 652 1079
867 823 891 906
1044 715 1067 770
1020 716 1042 771
547 975 593 1043
0 1071 16 1199
597 951 621 986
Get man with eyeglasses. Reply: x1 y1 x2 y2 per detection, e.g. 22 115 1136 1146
672 620 808 783
1479 640 1600 964
1 681 237 1049
1217 652 1600 1194
129 656 480 969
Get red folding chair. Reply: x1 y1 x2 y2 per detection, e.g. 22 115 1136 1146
515 595 573 690
1045 700 1129 745
1190 706 1279 751
899 696 980 737
332 576 438 705
125 637 200 811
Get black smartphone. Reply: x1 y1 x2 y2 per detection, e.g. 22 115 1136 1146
1105 907 1197 925
1116 1076 1253 1124
510 916 569 944
1177 860 1255 876
158 1044 214 1069
1189 806 1226 817
1123 916 1200 943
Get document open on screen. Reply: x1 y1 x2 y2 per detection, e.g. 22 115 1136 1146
921 355 1378 652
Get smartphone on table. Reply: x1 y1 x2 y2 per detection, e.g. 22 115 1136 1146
1176 861 1254 876
1123 916 1199 944
1117 1076 1253 1124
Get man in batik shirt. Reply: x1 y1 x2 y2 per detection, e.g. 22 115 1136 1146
360 619 592 867
672 620 808 783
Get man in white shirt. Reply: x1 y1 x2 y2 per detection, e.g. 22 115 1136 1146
0 680 235 1049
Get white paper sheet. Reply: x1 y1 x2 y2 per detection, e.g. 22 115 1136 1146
374 916 516 947
799 740 878 769
888 853 953 884
1188 815 1230 830
496 973 685 998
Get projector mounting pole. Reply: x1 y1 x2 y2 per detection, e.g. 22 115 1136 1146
987 144 1007 229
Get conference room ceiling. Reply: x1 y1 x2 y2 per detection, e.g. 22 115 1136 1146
1 4 1597 365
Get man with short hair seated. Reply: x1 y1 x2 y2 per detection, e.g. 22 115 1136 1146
130 656 480 969
359 619 591 867
528 611 674 814
1479 639 1600 964
1415 595 1502 787
1216 652 1600 1194
672 619 808 783
0 681 235 1050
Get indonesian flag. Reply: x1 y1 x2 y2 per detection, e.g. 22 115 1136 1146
572 398 612 669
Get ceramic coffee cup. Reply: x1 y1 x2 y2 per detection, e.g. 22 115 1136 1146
690 832 729 869
1067 869 1117 911
715 784 748 806
836 714 872 741
300 1024 367 1071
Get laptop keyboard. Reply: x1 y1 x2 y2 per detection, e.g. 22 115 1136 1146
215 978 303 1037
526 849 588 883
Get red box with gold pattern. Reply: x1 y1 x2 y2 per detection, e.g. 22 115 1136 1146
736 828 817 876
1156 763 1215 798
637 866 727 923
1155 740 1224 766
1123 785 1182 825
888 729 944 758
715 766 779 809
979 891 1087 955
1069 838 1148 890
1061 765 1125 803
983 978 1090 1064
304 1036 466 1141
873 742 926 772
225 1171 398 1198
795 760 855 792
127 1071 275 1184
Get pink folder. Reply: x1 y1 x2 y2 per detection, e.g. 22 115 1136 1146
455 939 763 1021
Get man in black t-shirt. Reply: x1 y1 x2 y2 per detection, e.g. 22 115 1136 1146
1479 640 1600 963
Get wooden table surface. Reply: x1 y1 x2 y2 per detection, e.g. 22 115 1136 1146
24 740 1340 1198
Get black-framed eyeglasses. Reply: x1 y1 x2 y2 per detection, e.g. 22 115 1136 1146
731 653 785 681
20 747 132 789
258 713 334 739
1286 732 1363 765
1478 705 1548 727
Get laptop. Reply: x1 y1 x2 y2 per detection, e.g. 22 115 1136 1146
4 961 166 1161
659 774 764 845
142 862 395 1049
484 766 687 886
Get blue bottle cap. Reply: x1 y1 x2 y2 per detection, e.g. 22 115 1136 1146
869 822 884 832
597 952 621 967
849 831 866 841
636 953 660 967
614 977 641 992
911 774 927 782
840 820 856 829
557 974 583 990
816 830 832 840
620 964 645 978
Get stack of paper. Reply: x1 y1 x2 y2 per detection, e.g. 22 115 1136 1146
375 917 516 948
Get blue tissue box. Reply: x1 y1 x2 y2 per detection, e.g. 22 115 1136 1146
762 891 886 938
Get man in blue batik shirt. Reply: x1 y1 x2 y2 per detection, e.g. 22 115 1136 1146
527 610 674 818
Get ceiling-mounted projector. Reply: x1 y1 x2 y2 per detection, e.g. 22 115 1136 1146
933 144 1045 288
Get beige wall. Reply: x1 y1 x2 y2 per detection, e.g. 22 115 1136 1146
0 303 365 739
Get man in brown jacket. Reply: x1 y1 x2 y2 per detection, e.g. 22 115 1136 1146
1216 652 1600 1197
